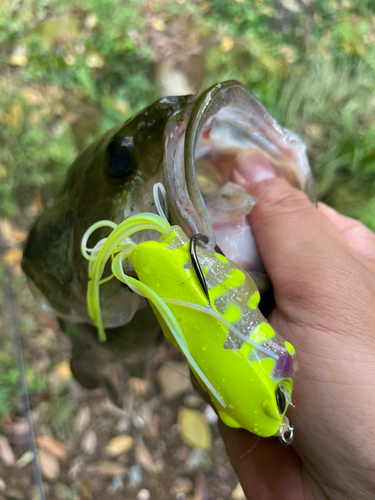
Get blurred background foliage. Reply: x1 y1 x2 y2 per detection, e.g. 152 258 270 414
0 0 374 227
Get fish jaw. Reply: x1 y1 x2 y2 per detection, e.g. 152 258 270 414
165 80 315 271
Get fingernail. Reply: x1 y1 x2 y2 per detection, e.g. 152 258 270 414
235 151 277 183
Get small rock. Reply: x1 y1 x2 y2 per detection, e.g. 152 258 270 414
183 394 202 408
157 361 191 398
116 416 130 433
203 405 218 425
74 406 91 434
81 430 97 456
16 451 34 468
185 448 212 472
231 482 246 500
128 464 142 486
0 435 15 466
36 435 67 459
170 477 193 496
137 489 150 500
176 494 186 500
178 408 211 450
128 377 151 395
107 475 124 494
132 415 146 430
0 478 6 490
39 449 60 481
106 435 133 456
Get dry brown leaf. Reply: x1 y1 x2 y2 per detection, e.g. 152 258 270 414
0 435 15 466
85 461 127 476
52 360 72 380
9 47 28 66
85 52 105 68
178 408 211 450
74 406 91 434
36 435 67 459
39 449 60 480
106 435 133 457
0 219 28 244
81 430 97 456
128 377 151 395
220 36 234 52
4 248 23 267
135 437 157 473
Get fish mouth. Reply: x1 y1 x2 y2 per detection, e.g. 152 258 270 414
163 81 314 272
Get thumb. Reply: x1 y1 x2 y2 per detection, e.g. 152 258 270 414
233 167 354 306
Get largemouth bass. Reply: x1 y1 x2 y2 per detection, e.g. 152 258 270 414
22 81 314 406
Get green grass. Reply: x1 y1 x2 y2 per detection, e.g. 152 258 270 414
0 0 374 228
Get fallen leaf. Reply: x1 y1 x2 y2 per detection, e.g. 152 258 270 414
0 435 15 466
220 36 234 52
52 360 72 380
135 437 157 473
231 482 246 499
81 430 97 456
7 103 23 127
151 18 165 31
84 13 98 30
16 451 34 468
114 100 131 116
74 406 91 434
85 52 105 68
178 408 211 450
128 377 151 395
106 435 133 457
36 435 67 459
39 449 60 480
86 462 127 476
157 361 191 398
0 164 7 179
9 47 28 66
4 248 23 267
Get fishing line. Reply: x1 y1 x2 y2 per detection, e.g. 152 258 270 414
0 227 46 500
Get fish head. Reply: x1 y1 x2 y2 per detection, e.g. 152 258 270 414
21 95 194 326
22 81 314 329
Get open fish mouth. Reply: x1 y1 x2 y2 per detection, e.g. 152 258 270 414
164 81 314 273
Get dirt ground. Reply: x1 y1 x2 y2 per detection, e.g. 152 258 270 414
0 212 243 500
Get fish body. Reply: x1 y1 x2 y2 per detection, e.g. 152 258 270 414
22 81 314 410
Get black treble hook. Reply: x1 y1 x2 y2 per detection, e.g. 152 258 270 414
189 233 210 302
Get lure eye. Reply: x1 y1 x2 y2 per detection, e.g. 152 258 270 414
276 385 286 414
106 137 135 179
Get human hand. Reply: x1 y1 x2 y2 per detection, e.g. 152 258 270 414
219 167 375 500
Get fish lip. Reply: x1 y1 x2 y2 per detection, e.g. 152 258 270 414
164 80 315 252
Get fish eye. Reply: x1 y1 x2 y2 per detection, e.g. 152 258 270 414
106 137 135 179
276 385 286 414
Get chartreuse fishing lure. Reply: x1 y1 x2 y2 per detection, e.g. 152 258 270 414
82 186 296 444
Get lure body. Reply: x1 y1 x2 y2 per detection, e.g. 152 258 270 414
130 225 295 438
